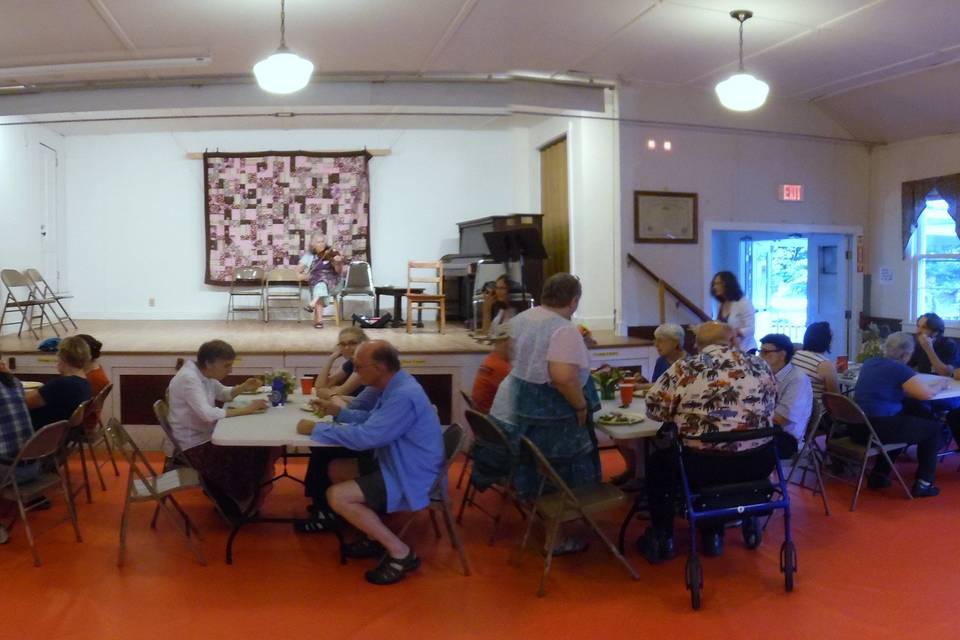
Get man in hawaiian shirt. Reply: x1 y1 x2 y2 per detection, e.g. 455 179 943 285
638 322 778 563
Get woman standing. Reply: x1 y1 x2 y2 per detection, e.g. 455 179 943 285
473 273 600 554
711 271 756 352
297 235 344 329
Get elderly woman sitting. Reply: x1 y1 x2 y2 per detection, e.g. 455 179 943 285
853 331 960 497
612 323 687 487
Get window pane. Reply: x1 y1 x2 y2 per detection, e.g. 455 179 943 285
918 258 960 321
919 202 960 255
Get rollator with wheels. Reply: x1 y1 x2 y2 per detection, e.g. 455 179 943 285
674 425 796 610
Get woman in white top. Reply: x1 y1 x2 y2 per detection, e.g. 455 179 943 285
711 271 757 352
472 273 600 554
792 321 841 404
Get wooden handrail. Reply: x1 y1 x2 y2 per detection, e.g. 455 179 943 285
626 253 711 322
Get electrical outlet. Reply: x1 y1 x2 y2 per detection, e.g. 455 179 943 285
148 297 156 307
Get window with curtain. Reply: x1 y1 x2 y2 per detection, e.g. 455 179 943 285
912 198 960 322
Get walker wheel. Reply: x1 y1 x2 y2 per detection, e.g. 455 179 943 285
685 556 703 610
781 540 797 592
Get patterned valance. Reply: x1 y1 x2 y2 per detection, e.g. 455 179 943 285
902 173 960 257
204 150 371 285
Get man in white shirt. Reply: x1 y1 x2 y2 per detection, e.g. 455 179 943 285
167 340 271 513
759 333 814 455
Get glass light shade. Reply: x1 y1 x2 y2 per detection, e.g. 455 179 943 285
253 49 314 94
714 73 769 112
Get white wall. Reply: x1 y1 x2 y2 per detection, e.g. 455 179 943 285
0 123 66 334
867 132 960 329
618 85 870 332
64 128 517 319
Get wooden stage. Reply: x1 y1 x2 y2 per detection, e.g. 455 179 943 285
1 319 653 445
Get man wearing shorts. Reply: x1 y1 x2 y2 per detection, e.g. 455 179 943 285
297 340 443 585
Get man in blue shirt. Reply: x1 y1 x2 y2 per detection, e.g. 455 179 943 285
759 333 813 457
296 340 443 585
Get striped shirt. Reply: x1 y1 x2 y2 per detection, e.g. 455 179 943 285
792 350 827 402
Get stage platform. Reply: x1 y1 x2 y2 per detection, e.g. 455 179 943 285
1 319 654 446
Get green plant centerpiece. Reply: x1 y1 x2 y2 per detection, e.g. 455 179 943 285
856 324 883 363
261 370 296 394
591 365 625 400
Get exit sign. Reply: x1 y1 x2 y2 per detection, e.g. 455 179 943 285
779 184 804 201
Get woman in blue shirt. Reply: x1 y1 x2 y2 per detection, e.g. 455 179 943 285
853 332 955 497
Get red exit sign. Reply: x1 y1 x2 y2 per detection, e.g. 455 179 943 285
779 184 804 201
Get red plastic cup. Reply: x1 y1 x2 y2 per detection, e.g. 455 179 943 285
619 383 635 407
300 375 315 395
836 356 848 374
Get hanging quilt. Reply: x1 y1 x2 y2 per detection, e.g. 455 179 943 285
204 150 370 284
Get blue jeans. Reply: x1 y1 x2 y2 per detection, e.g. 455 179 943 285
0 461 41 487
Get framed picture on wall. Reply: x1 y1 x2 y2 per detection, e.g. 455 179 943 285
633 190 698 244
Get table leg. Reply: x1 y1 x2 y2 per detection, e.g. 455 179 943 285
375 293 382 317
391 294 405 328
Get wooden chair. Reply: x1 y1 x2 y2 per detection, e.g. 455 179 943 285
264 267 303 323
0 420 82 566
406 261 445 334
457 409 521 545
105 418 206 567
514 435 639 597
821 392 912 511
227 266 266 321
395 423 471 576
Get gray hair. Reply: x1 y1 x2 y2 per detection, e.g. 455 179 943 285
654 323 685 346
884 331 915 361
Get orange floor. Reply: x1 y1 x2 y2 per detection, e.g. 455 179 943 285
2 451 959 639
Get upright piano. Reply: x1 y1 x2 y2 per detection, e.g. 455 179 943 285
441 213 544 323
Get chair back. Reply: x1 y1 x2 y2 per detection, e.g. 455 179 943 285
519 436 579 503
344 261 373 291
105 417 160 477
443 423 466 467
267 267 300 283
68 399 94 429
1 269 32 289
407 261 443 296
822 392 868 427
85 382 113 430
465 409 512 452
802 402 825 444
234 266 265 282
153 399 190 462
23 268 52 294
14 420 71 463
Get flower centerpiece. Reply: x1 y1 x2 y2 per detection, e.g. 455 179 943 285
261 370 296 394
856 324 883 363
591 364 625 400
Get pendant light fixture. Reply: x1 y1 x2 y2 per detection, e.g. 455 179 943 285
715 10 769 112
253 0 314 94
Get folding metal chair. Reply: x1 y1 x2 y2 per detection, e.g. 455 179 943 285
264 267 303 322
226 266 265 321
0 269 58 339
457 409 522 545
785 403 830 514
454 390 476 489
336 261 375 321
24 268 77 331
821 392 913 511
0 420 82 566
105 418 206 566
76 382 120 492
62 399 95 504
395 423 471 576
514 435 639 597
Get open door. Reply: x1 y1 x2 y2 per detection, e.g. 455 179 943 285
806 234 849 355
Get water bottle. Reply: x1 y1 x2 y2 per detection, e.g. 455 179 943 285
271 376 285 407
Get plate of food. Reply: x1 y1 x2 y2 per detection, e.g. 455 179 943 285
20 380 43 390
239 385 272 395
596 411 645 426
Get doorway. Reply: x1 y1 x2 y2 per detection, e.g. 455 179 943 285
39 143 60 291
713 229 851 353
539 137 569 277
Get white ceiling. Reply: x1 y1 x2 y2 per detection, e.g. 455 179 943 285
0 0 958 142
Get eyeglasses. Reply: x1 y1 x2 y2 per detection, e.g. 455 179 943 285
759 347 782 354
338 340 360 347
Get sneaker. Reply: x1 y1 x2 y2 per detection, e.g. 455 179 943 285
912 482 940 498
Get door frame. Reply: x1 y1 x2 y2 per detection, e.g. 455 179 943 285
704 220 863 357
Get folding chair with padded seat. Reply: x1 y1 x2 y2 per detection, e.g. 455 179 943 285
514 435 639 597
105 418 206 566
336 260 375 321
24 267 77 331
226 266 266 321
0 420 82 566
821 392 913 511
393 423 471 576
457 409 522 545
0 269 57 339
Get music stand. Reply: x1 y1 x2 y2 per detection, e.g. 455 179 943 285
483 228 547 303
